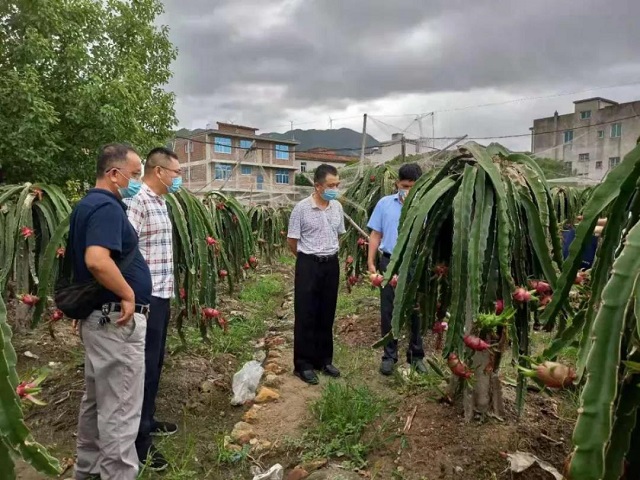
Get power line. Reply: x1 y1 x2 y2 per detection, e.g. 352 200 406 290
178 112 640 152
250 80 640 134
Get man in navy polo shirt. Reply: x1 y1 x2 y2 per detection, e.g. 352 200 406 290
367 163 426 376
72 144 152 480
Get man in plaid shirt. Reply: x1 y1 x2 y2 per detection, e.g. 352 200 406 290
124 147 182 471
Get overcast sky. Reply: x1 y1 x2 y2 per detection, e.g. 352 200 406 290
160 0 640 152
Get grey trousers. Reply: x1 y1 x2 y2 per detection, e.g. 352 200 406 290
75 311 147 480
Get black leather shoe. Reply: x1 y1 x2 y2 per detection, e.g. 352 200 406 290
322 364 341 378
294 369 319 385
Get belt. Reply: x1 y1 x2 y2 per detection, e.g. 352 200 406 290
382 252 392 259
101 302 150 316
300 252 338 263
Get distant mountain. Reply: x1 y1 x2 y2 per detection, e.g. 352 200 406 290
262 128 380 155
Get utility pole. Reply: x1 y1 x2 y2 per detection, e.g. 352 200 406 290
357 113 368 177
401 135 406 162
417 115 423 154
290 120 294 140
329 117 333 129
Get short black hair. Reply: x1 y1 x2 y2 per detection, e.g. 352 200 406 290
96 143 138 178
146 147 179 170
314 164 338 184
398 163 422 182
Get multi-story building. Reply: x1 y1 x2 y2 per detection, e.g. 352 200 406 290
365 133 432 164
173 122 298 195
295 148 354 174
531 97 640 182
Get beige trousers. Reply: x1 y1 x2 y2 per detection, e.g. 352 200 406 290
74 311 146 480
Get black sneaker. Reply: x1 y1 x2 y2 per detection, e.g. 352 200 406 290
141 446 169 472
411 359 428 374
151 420 178 436
380 359 395 376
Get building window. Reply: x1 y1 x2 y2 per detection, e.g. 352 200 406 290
214 164 232 180
564 130 574 143
275 169 290 184
256 174 264 190
609 157 621 169
564 161 573 172
241 165 252 175
611 123 622 138
580 110 591 119
578 153 590 162
596 161 603 170
300 162 307 173
275 144 289 160
240 139 253 150
184 141 194 153
598 130 605 139
214 137 232 154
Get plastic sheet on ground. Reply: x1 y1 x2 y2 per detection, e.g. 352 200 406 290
231 360 264 406
250 464 284 480
505 451 563 480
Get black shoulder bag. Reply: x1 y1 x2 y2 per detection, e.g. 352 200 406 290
54 241 137 320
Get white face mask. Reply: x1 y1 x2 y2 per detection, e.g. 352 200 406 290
398 189 409 203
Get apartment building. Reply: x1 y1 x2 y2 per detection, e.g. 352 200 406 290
173 122 298 195
531 97 640 182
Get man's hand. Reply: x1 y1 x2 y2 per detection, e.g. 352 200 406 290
367 263 377 275
116 297 135 326
85 246 137 324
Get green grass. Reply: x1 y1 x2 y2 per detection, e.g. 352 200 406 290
138 430 252 480
167 273 286 362
299 381 395 468
336 282 378 318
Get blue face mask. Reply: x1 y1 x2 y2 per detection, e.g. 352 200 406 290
398 189 409 202
321 188 340 201
166 176 182 194
117 175 142 199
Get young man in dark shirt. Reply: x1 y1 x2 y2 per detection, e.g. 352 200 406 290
72 144 152 480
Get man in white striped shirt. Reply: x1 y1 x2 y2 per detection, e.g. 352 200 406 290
287 164 345 385
124 147 182 471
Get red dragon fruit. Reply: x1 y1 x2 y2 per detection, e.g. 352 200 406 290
463 335 490 351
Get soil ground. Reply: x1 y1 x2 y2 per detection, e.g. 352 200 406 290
12 257 577 480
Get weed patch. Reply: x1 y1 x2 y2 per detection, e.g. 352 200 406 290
301 382 395 468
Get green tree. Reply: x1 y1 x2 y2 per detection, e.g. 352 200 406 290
0 0 177 185
533 157 573 179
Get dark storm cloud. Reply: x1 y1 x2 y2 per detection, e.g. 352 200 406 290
160 0 640 131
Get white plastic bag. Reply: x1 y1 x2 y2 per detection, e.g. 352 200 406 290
231 360 264 406
251 464 284 480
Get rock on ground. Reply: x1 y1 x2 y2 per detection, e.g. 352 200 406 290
306 469 361 480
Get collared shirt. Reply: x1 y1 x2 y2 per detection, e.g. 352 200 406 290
367 193 403 255
287 195 346 256
69 189 152 308
123 183 174 299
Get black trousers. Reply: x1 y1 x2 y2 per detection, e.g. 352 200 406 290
294 252 340 372
379 255 424 363
135 296 171 459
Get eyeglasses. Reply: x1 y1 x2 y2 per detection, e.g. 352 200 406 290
107 168 142 180
160 166 182 175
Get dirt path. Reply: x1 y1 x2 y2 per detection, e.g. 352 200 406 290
11 265 577 480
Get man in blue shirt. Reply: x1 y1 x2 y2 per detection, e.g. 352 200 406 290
72 144 152 480
367 163 426 376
